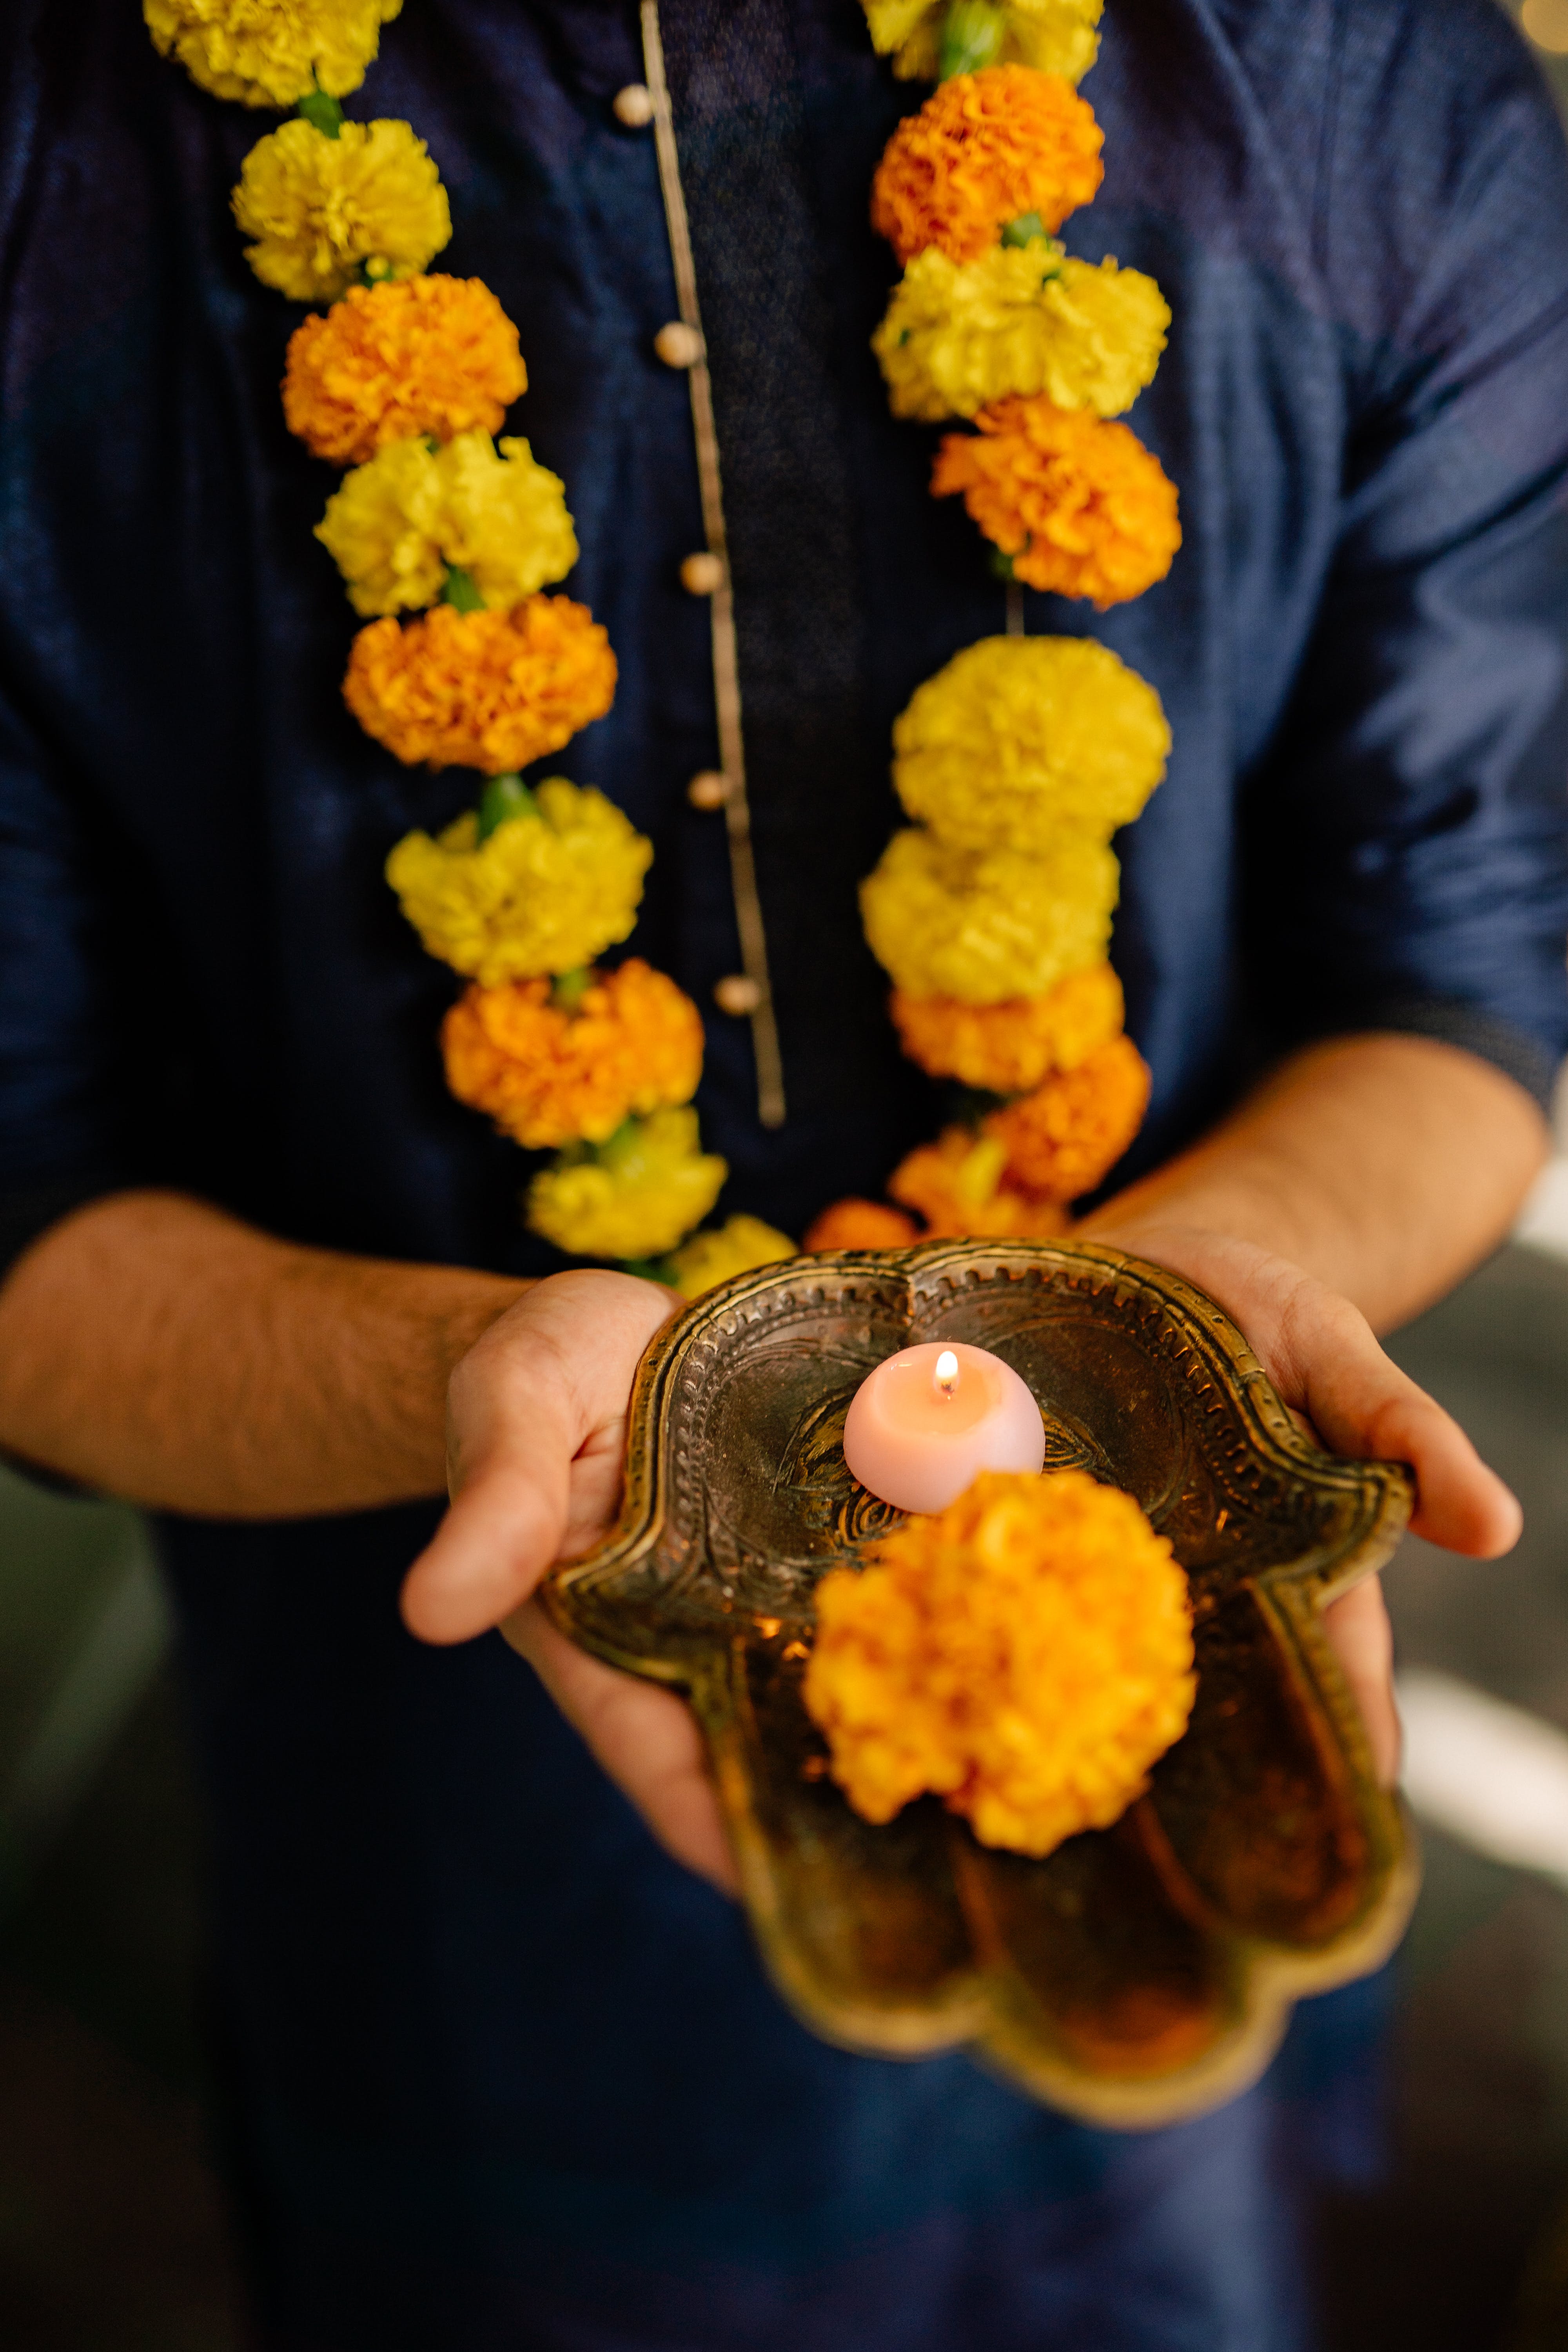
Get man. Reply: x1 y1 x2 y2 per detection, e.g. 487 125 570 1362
0 0 1564 2343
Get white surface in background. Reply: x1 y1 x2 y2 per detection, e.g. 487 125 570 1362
1398 1668 1568 1887
1514 1156 1568 1263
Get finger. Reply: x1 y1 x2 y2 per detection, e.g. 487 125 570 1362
401 1272 678 1645
1321 1575 1399 1787
506 1602 738 1895
1277 1293 1521 1559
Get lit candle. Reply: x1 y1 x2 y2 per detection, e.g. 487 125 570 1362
842 1341 1045 1515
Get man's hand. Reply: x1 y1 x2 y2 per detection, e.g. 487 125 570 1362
399 1269 740 1895
1078 1225 1522 1783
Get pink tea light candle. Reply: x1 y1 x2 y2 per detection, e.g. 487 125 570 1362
842 1341 1046 1515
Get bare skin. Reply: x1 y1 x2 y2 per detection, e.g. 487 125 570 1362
0 1032 1546 1895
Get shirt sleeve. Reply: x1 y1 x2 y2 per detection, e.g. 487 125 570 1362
1245 7 1568 1107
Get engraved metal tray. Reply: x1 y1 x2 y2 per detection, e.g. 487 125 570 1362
537 1239 1418 2129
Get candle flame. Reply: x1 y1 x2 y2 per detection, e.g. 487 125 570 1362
935 1348 960 1396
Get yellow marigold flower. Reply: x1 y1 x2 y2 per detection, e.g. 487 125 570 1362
864 0 1102 85
802 1199 922 1252
888 1127 1065 1239
668 1215 797 1300
983 1031 1150 1200
870 67 1103 265
283 277 527 465
891 636 1169 854
861 827 1117 1004
803 1467 1196 1856
345 597 617 774
145 0 399 106
440 960 703 1150
232 118 450 302
875 245 1169 424
318 432 577 618
890 960 1123 1090
316 434 445 614
525 1107 726 1262
933 397 1181 607
386 777 650 984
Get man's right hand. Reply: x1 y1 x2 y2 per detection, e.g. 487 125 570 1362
400 1269 740 1895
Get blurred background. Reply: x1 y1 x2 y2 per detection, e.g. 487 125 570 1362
3 12 1568 2351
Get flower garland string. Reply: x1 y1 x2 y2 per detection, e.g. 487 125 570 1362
808 0 1180 1252
143 0 793 1298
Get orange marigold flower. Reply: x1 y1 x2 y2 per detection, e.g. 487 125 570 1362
890 962 1123 1092
803 1467 1195 1856
440 960 704 1151
802 1199 922 1253
283 276 527 466
933 396 1180 607
983 1031 1149 1200
870 66 1103 265
889 1127 1065 1240
343 596 616 773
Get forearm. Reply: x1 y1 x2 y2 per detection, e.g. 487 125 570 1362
0 1190 525 1516
1078 1033 1550 1330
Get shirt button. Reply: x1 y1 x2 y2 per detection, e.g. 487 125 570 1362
653 321 704 369
714 974 762 1016
687 769 730 810
612 83 655 126
680 551 725 596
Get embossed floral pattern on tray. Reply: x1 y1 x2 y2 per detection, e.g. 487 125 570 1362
519 1239 1418 2129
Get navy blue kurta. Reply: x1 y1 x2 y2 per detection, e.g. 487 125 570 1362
2 0 1567 2342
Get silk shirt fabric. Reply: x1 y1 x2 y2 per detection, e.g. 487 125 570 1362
2 0 1567 2343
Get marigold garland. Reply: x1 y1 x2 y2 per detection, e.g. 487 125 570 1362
283 277 528 466
441 960 704 1151
933 395 1181 606
983 1029 1149 1198
667 1215 797 1300
385 779 650 986
144 0 399 107
803 1468 1195 1854
232 116 450 302
345 597 617 774
802 1199 922 1252
318 431 577 617
875 243 1168 424
870 66 1103 265
889 960 1122 1091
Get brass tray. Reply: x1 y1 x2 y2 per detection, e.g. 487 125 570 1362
534 1239 1418 2129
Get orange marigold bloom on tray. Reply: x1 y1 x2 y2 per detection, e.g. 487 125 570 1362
803 1467 1196 1856
891 962 1123 1093
803 1199 922 1253
343 596 616 773
441 960 704 1151
984 1031 1150 1200
933 396 1180 607
889 1127 1065 1241
870 67 1103 265
284 276 527 465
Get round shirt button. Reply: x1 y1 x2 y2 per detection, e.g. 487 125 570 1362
687 769 730 810
612 83 655 126
714 974 762 1016
653 321 704 369
680 551 724 596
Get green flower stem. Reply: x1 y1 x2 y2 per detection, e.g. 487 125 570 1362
551 967 592 1011
987 548 1017 581
1001 212 1048 249
939 0 1005 79
475 773 539 840
442 564 485 613
297 89 344 138
621 1255 677 1285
